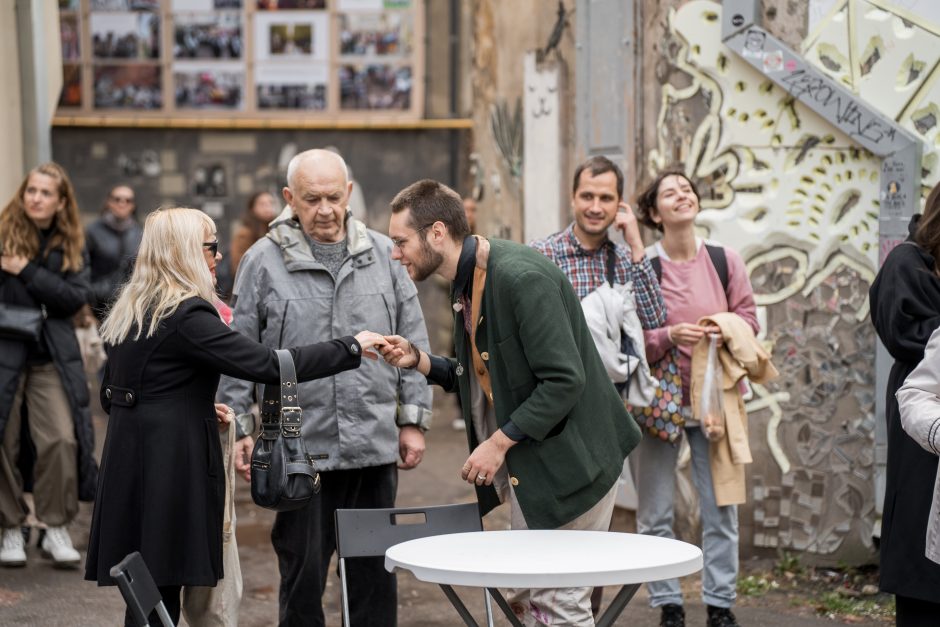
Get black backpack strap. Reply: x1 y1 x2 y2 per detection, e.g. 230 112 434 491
704 244 729 294
605 245 617 286
650 255 662 283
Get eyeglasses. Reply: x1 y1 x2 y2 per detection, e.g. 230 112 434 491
202 241 221 256
391 223 433 250
110 196 134 204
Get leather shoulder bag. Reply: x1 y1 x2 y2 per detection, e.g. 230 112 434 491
250 349 321 512
0 303 45 343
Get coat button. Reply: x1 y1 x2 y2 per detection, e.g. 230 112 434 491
351 343 360 355
477 367 486 376
455 364 464 376
480 351 489 361
105 388 112 399
125 392 133 403
510 476 519 486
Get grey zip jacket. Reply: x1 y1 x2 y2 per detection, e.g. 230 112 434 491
217 207 432 470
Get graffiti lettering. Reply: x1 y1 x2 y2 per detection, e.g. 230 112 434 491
780 70 897 145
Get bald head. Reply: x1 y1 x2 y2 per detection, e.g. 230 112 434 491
282 148 354 244
286 149 349 191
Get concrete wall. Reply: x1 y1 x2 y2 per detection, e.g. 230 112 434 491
0 1 24 202
466 0 577 241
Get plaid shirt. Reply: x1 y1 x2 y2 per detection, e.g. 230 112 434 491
530 224 667 329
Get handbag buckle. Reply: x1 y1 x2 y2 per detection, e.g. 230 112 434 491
280 407 302 438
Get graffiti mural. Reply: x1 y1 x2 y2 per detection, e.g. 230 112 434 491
644 0 939 561
803 0 940 191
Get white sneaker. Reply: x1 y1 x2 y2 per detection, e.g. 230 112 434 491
0 527 26 567
40 526 80 568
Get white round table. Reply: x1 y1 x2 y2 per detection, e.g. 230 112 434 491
385 530 703 626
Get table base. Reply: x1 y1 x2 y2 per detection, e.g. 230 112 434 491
438 582 642 627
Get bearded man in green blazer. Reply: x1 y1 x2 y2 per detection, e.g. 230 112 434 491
381 179 641 626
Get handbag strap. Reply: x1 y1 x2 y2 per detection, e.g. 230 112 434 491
260 349 301 439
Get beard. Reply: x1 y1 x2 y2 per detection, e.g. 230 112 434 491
410 237 444 282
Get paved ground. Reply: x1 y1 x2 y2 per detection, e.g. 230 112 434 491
0 388 889 626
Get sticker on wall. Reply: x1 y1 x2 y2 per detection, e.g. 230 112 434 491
763 50 784 73
742 29 766 59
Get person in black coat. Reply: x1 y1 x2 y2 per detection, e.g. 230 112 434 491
0 162 96 569
85 184 143 320
84 207 388 626
869 184 940 626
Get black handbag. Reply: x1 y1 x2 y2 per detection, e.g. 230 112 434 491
0 303 44 342
250 349 321 512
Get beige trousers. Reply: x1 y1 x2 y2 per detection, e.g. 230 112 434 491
181 424 243 627
508 482 619 627
0 363 78 528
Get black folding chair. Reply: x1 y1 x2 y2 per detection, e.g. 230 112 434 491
335 502 494 627
110 551 174 627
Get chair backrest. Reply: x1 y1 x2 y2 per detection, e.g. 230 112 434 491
335 502 482 559
109 551 167 627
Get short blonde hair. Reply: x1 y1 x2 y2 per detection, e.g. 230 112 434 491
100 207 217 344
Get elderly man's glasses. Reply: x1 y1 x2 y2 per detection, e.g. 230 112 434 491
391 223 433 250
110 195 134 204
202 241 220 256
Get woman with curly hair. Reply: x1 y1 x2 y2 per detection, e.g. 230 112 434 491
0 162 96 569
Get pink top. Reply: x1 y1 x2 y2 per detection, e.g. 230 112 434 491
643 240 759 405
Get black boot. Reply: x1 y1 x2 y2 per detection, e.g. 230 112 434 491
660 603 685 627
706 605 740 627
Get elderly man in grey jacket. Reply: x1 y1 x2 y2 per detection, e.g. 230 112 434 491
218 149 431 627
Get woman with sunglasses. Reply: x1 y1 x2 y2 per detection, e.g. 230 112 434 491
85 185 143 320
84 207 387 626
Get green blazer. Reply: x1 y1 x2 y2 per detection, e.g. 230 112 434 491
433 239 641 529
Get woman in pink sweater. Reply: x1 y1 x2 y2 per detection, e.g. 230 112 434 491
630 171 758 627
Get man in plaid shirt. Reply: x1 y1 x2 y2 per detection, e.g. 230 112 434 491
530 156 666 330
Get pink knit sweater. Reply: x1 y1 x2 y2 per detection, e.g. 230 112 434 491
643 239 759 406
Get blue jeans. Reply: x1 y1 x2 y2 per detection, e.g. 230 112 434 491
628 426 738 608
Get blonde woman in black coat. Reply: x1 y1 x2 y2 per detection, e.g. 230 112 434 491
0 162 94 569
85 207 386 626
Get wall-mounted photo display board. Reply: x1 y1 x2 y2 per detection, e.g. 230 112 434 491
56 0 423 122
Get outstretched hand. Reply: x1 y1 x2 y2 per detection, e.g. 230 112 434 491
378 335 419 369
354 330 389 360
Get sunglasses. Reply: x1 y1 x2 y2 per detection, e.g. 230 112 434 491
202 241 221 256
110 196 134 204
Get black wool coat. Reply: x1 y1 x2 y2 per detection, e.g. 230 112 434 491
869 215 940 602
0 245 97 502
85 297 362 587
